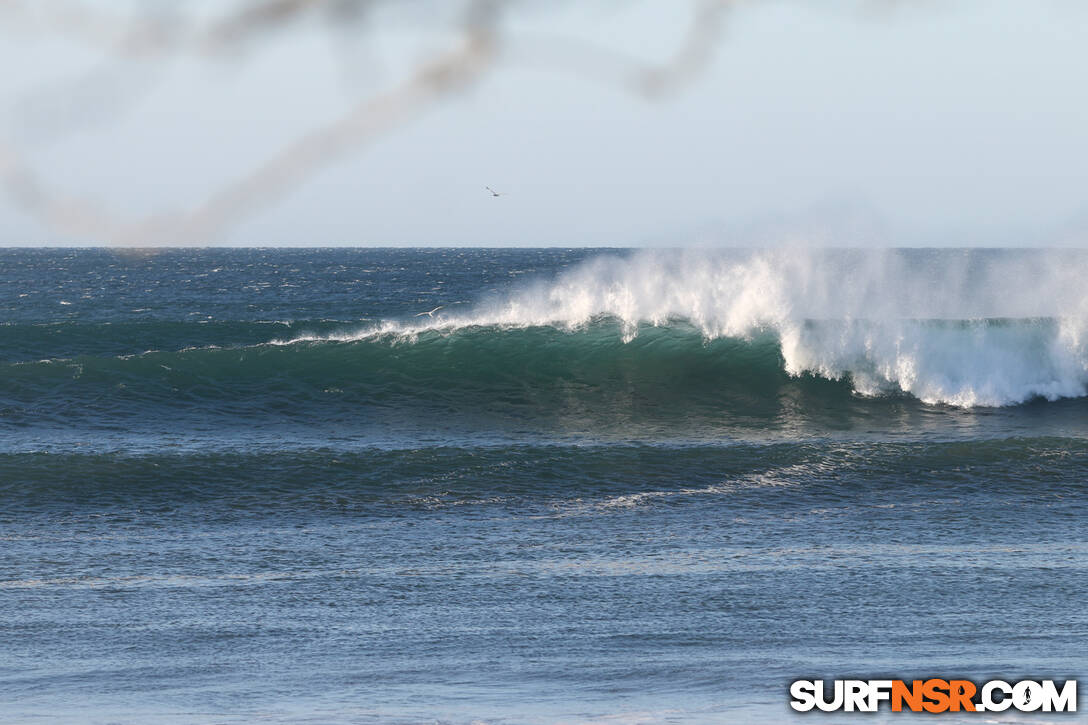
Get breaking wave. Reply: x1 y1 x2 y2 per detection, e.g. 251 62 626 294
5 249 1088 416
278 248 1088 407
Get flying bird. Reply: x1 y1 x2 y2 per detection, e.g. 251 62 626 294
486 186 503 197
415 306 445 317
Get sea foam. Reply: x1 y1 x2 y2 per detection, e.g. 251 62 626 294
295 249 1088 407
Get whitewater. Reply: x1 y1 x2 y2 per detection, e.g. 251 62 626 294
284 248 1088 407
2 247 1086 725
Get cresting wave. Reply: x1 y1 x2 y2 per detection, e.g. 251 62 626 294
5 249 1088 412
280 249 1088 407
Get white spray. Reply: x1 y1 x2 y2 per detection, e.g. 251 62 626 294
293 249 1088 407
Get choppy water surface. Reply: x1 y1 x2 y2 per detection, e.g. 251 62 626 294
1 248 1086 723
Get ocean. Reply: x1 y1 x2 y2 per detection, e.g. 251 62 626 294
1 247 1085 723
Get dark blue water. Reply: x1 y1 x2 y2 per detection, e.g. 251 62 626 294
1 248 1085 723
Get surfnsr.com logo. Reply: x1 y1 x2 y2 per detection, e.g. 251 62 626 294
789 679 1077 713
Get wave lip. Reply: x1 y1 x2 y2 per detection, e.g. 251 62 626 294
780 316 1088 407
5 249 1088 412
275 248 1088 408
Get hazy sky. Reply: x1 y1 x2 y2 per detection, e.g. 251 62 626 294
1 0 1087 246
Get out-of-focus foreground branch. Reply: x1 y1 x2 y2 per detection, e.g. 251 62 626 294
0 0 740 245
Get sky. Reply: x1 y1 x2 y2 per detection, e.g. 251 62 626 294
1 0 1087 247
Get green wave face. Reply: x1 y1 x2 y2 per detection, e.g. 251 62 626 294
3 317 1087 451
0 321 802 425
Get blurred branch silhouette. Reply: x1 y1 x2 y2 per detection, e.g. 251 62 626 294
0 0 745 244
